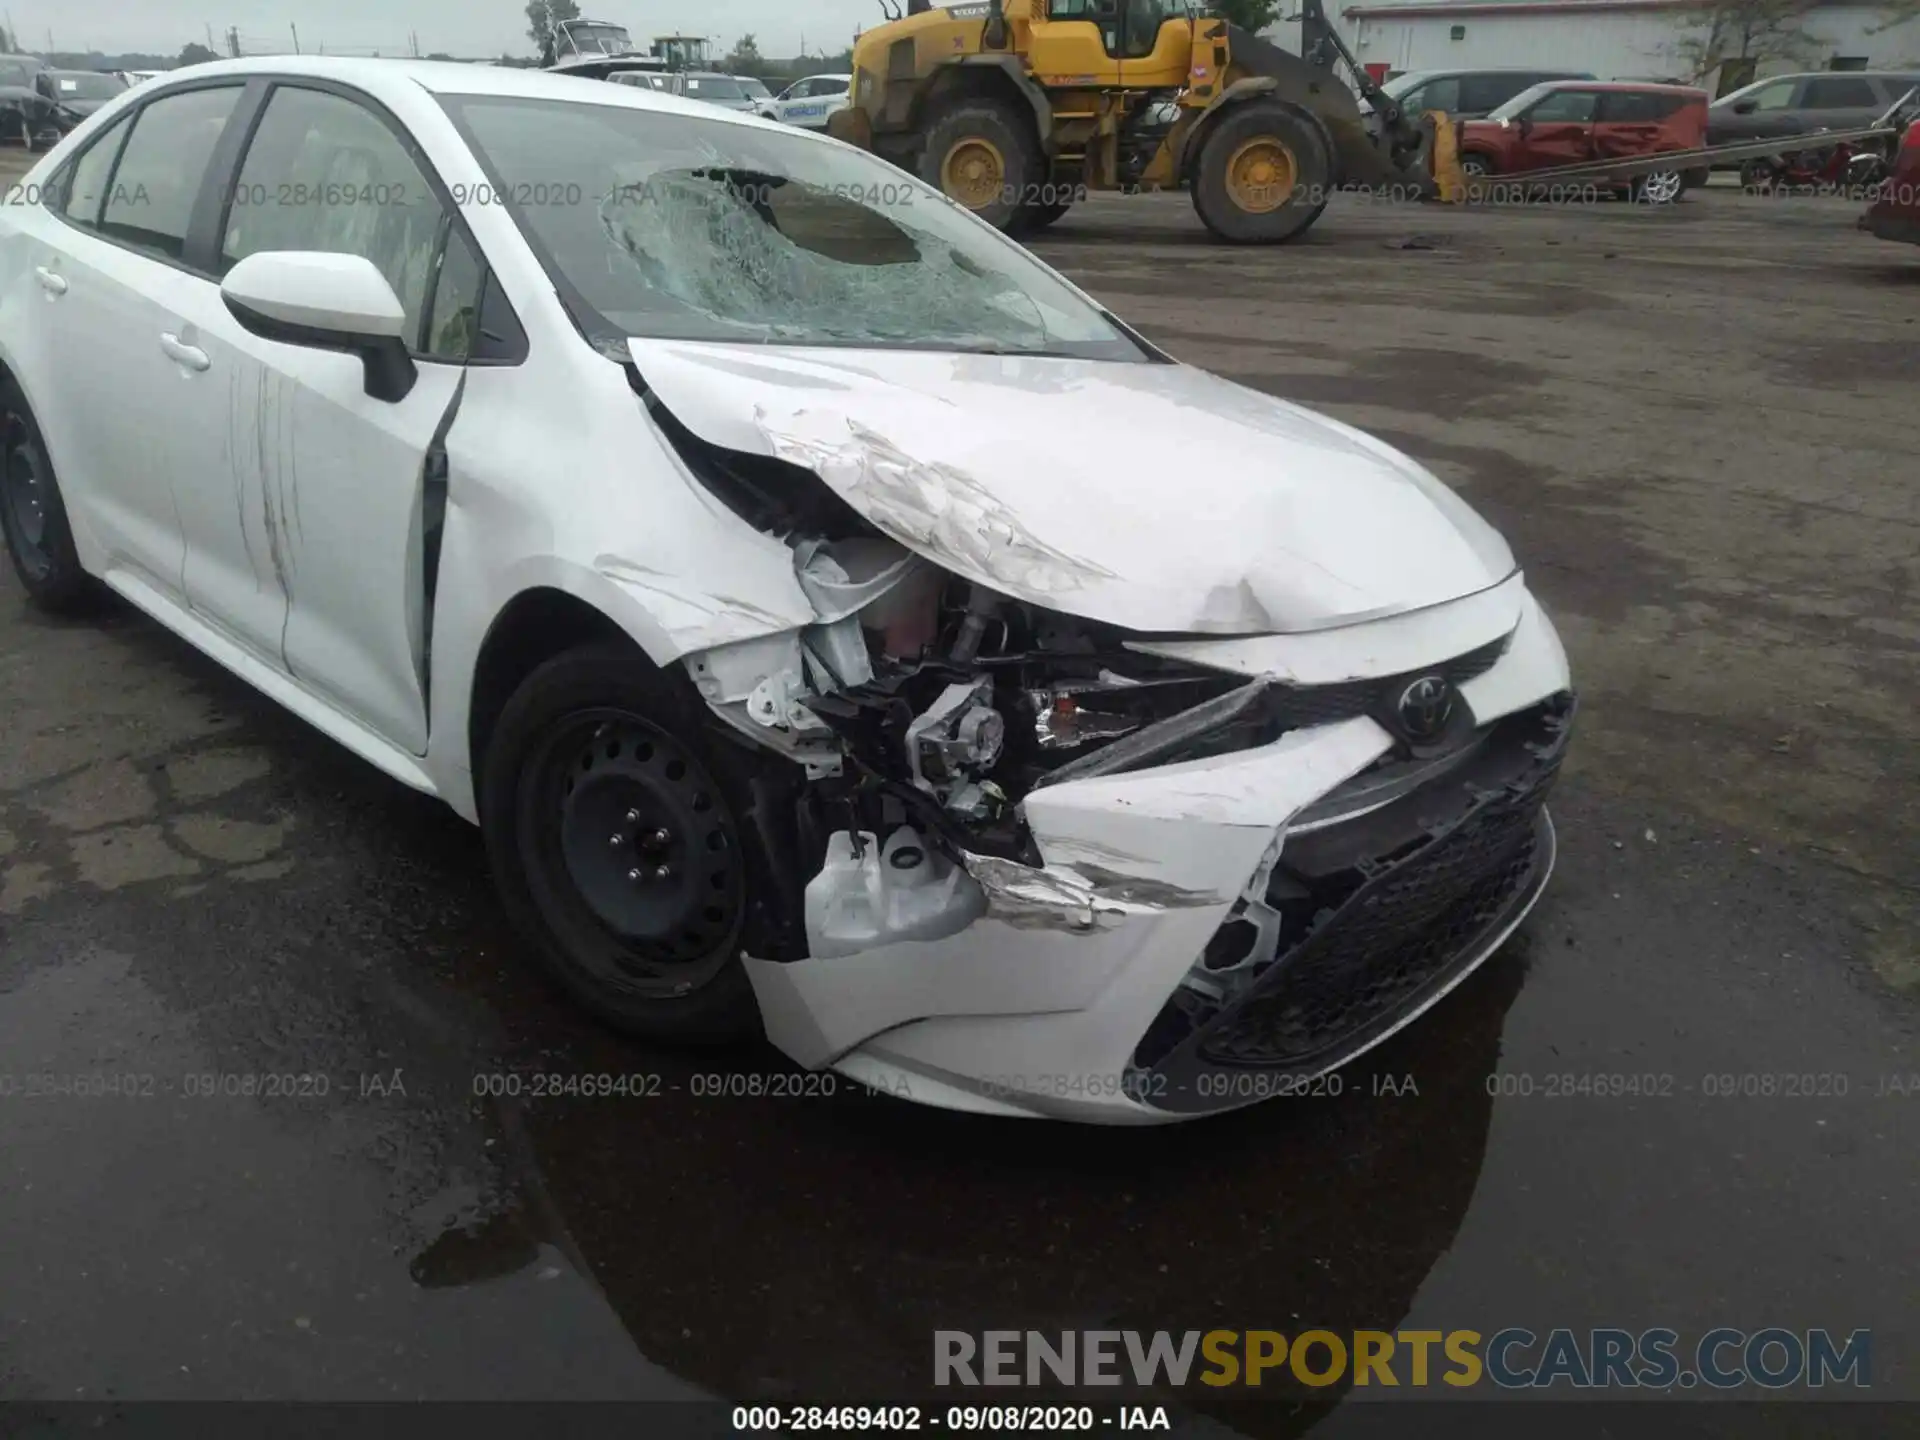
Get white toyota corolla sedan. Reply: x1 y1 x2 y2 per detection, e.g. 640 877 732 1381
0 59 1574 1123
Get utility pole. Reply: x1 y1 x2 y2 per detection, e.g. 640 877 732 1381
227 25 239 57
290 22 300 53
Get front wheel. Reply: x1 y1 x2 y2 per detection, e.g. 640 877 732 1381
479 644 768 1042
1190 101 1332 244
919 97 1041 232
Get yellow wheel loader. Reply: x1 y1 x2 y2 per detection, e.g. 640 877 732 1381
826 0 1463 244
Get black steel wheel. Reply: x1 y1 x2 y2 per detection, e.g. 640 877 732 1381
480 644 765 1041
0 382 98 613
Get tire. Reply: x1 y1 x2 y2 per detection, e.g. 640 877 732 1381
919 97 1041 232
0 380 99 614
1190 100 1332 244
1460 151 1494 182
1632 168 1684 206
1738 158 1775 191
479 642 774 1043
1682 167 1709 191
1013 197 1073 234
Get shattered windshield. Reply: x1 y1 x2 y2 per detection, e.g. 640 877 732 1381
440 95 1146 359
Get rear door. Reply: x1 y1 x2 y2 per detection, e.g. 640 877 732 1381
1594 89 1665 159
7 82 248 604
1515 87 1598 170
1796 74 1883 132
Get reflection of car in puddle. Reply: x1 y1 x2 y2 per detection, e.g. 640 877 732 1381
410 936 1531 1431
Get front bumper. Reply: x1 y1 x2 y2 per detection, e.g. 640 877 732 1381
744 590 1573 1123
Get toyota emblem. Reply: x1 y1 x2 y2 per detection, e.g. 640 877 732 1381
1395 676 1455 741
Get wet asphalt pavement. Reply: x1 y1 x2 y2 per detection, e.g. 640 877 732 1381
2 181 1918 1431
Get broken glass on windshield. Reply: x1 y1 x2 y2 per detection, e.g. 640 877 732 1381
442 95 1146 359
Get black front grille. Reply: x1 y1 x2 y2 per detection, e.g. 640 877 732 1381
1202 801 1543 1069
1263 634 1510 733
1129 694 1572 1112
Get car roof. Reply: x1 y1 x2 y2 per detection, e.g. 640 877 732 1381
138 55 701 104
1398 67 1591 79
1536 79 1706 94
1735 69 1919 81
132 56 797 131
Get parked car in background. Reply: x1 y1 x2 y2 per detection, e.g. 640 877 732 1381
1708 71 1920 158
0 53 60 147
608 69 672 94
1860 114 1920 247
1459 81 1710 203
738 75 773 109
44 71 128 120
666 71 761 112
760 73 852 130
1366 67 1594 120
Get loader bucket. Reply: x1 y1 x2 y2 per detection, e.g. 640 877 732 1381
1221 25 1441 197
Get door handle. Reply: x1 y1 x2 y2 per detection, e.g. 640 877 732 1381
159 333 210 372
34 266 67 296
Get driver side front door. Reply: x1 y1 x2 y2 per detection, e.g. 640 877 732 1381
183 81 488 755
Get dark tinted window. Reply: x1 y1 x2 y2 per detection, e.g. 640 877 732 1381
100 85 242 262
58 111 133 226
1801 77 1878 108
1528 88 1599 123
1600 91 1665 123
1417 77 1461 111
1459 75 1524 112
423 223 482 360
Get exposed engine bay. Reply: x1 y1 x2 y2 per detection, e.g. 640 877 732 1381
626 345 1571 1122
655 378 1512 971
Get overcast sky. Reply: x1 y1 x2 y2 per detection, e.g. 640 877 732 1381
5 0 885 60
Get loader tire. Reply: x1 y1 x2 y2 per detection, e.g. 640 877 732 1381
1013 197 1074 234
920 98 1041 232
1191 101 1332 245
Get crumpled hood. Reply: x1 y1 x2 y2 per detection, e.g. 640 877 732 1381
628 339 1516 635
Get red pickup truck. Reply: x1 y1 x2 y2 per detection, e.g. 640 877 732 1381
1459 81 1711 203
1861 116 1920 246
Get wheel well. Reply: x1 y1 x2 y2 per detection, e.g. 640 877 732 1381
915 65 1038 142
1180 94 1333 189
467 589 638 780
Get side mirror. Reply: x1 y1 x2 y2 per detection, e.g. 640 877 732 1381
1731 99 1757 114
221 251 417 404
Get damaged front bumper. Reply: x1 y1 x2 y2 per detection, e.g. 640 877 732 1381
744 593 1574 1124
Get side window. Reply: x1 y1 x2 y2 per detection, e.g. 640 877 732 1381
1419 76 1461 112
422 224 483 361
1600 91 1662 123
1528 89 1598 123
1801 77 1877 108
99 86 243 263
223 86 445 349
1746 80 1798 111
57 111 134 228
1458 76 1513 112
